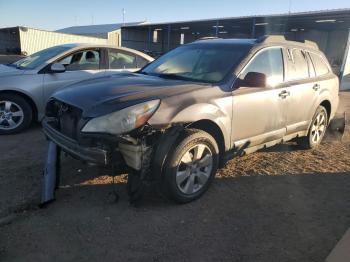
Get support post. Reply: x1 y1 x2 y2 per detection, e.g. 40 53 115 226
251 17 256 39
167 24 171 51
148 26 152 51
215 21 219 37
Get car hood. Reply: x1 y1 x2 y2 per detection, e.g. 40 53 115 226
52 72 210 118
0 64 25 77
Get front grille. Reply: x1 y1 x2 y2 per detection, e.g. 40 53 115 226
46 99 82 140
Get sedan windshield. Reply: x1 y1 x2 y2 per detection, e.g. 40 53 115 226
12 45 72 70
141 44 251 83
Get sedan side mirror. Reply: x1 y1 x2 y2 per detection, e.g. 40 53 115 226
50 63 66 73
243 72 267 87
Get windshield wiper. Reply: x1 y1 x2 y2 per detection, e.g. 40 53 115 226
155 73 194 81
6 63 22 69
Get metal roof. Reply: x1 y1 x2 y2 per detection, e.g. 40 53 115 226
57 22 147 35
122 8 350 28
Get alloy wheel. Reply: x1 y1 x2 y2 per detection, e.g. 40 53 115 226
176 144 213 195
311 111 327 144
0 101 24 130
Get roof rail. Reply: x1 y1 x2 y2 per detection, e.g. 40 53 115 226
256 35 319 50
195 37 221 41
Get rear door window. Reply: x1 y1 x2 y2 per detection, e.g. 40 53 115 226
286 49 309 81
136 56 150 68
310 53 330 76
108 49 137 69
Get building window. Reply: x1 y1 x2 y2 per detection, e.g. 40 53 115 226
180 33 185 45
153 30 158 43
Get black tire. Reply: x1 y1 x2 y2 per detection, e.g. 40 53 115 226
297 105 328 149
0 93 33 135
161 129 219 203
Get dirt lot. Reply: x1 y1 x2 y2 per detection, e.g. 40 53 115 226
0 92 350 262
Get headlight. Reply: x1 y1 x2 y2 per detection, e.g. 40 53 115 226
81 100 160 135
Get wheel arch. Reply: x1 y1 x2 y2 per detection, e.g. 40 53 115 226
0 90 38 121
187 119 226 167
320 99 331 123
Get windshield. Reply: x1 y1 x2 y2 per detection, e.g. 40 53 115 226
12 45 72 70
141 44 250 83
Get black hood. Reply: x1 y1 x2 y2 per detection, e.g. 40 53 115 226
52 72 210 118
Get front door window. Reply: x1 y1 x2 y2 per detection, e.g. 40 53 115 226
57 49 101 71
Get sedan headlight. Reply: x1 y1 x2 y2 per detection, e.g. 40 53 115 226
81 100 160 135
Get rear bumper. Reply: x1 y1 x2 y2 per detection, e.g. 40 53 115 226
42 119 109 165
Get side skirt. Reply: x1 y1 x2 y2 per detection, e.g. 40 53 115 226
223 130 307 163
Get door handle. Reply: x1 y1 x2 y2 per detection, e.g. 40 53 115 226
313 84 320 91
279 90 290 99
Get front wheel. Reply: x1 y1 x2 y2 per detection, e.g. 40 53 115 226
0 94 33 135
161 129 219 203
298 105 328 149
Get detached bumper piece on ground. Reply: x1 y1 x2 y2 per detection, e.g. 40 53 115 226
40 141 60 206
40 139 150 206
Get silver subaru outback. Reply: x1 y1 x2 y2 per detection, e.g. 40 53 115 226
43 36 339 204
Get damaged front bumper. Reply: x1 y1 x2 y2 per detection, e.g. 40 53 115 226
42 118 153 171
42 119 109 166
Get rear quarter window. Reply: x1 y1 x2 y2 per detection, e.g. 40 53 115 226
286 49 309 81
137 56 150 68
310 53 330 77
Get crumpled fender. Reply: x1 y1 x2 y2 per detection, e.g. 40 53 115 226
149 101 232 151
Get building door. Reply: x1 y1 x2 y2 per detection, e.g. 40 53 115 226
340 29 350 91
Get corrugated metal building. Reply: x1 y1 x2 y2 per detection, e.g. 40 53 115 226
0 26 107 55
121 9 350 90
56 22 147 47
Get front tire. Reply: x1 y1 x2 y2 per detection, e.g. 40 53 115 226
0 94 33 135
298 105 328 149
161 129 219 203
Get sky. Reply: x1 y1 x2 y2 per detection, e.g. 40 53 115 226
0 0 349 30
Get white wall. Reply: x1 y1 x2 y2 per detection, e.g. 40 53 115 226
107 29 121 46
19 27 107 55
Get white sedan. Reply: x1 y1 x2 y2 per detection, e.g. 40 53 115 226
0 44 154 134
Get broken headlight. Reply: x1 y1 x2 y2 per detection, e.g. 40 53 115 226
81 100 160 135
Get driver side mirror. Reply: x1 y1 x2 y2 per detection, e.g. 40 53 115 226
50 63 66 73
242 72 267 87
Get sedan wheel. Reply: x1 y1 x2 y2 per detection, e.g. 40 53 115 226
0 101 24 130
0 94 33 135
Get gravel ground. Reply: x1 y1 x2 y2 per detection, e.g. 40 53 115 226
0 92 349 262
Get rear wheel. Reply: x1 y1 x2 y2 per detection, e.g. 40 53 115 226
161 129 219 203
298 105 328 149
0 94 33 135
